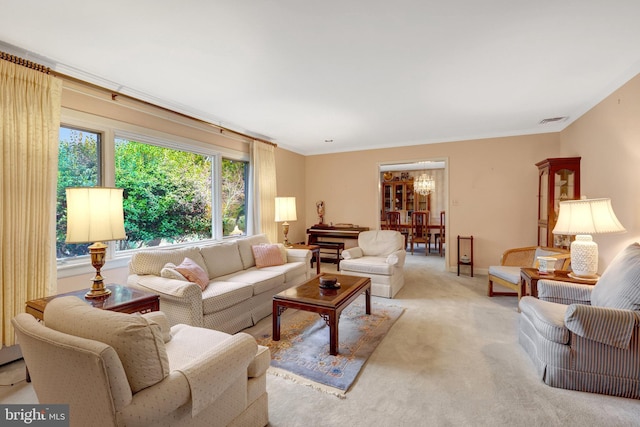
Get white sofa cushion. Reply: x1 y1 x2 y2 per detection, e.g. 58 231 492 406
359 230 403 256
202 281 254 314
488 265 521 284
44 296 170 393
260 261 307 283
340 257 395 276
130 246 207 277
200 241 244 279
227 269 285 295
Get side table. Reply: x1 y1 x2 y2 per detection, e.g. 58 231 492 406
26 284 160 321
289 243 321 274
520 268 598 300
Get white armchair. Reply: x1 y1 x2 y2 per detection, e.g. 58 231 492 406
12 296 269 427
340 230 406 298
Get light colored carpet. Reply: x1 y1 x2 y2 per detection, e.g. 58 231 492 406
2 254 640 426
261 255 640 427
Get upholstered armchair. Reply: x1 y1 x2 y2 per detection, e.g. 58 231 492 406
519 243 640 399
488 246 570 300
12 296 269 427
340 230 406 298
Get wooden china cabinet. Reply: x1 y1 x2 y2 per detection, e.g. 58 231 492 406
381 180 415 220
536 157 581 248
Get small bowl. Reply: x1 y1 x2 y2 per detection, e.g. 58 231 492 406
319 276 340 289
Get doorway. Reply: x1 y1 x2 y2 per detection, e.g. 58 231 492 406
378 159 448 265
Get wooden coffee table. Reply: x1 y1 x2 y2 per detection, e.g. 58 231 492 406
272 273 371 355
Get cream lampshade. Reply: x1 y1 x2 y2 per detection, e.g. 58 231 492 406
275 197 297 247
66 187 126 298
552 198 625 279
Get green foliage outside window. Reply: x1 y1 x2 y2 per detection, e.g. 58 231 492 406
56 128 99 258
115 139 213 248
57 127 249 259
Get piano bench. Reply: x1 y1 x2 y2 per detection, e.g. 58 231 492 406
311 241 345 270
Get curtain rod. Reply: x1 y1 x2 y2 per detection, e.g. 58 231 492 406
0 50 51 74
1 49 278 147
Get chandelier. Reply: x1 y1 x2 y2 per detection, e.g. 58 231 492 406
414 173 435 195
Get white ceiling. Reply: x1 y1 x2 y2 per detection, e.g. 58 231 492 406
3 1 640 156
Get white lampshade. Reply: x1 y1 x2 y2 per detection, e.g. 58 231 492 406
274 197 297 222
66 187 126 243
553 198 625 278
553 198 626 235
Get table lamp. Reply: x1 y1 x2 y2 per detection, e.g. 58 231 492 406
65 187 126 298
275 196 297 247
552 198 625 279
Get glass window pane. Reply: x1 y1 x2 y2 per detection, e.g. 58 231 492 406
56 127 100 259
221 159 248 237
115 138 213 249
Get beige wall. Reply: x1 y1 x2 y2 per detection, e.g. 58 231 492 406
275 148 307 245
57 72 640 292
559 73 640 270
304 133 561 271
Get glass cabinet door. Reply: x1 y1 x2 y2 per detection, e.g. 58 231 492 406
536 157 581 248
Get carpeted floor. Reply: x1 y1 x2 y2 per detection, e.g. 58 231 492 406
2 254 640 426
258 254 640 427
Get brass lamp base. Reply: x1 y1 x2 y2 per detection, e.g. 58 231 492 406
282 221 292 247
85 242 112 299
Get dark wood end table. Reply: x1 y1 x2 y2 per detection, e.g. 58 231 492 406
26 284 160 321
520 268 598 299
272 274 371 355
289 243 321 274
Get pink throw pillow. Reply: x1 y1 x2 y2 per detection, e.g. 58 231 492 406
175 257 209 290
252 244 285 268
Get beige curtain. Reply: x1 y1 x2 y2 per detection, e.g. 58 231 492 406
0 59 62 346
250 141 278 243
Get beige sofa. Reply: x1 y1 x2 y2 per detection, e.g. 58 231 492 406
127 234 311 334
12 296 269 427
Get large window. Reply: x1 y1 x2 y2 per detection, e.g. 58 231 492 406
221 158 248 237
56 124 250 262
56 126 100 259
115 138 213 249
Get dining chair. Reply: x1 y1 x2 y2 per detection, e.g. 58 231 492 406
438 210 445 256
410 211 430 255
386 211 407 248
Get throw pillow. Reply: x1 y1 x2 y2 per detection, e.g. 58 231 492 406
591 243 640 310
160 262 188 281
175 257 209 290
252 244 286 268
44 296 169 393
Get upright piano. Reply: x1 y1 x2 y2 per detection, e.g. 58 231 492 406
306 224 370 268
306 224 370 244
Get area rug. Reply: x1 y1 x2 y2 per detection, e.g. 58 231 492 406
252 300 404 398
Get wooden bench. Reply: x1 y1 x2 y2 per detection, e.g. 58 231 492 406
310 241 345 270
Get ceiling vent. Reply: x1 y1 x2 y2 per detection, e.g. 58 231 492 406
539 116 568 125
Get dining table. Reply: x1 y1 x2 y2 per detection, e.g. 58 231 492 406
380 222 445 255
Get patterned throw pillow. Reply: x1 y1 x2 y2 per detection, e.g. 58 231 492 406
175 257 209 290
252 244 286 268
